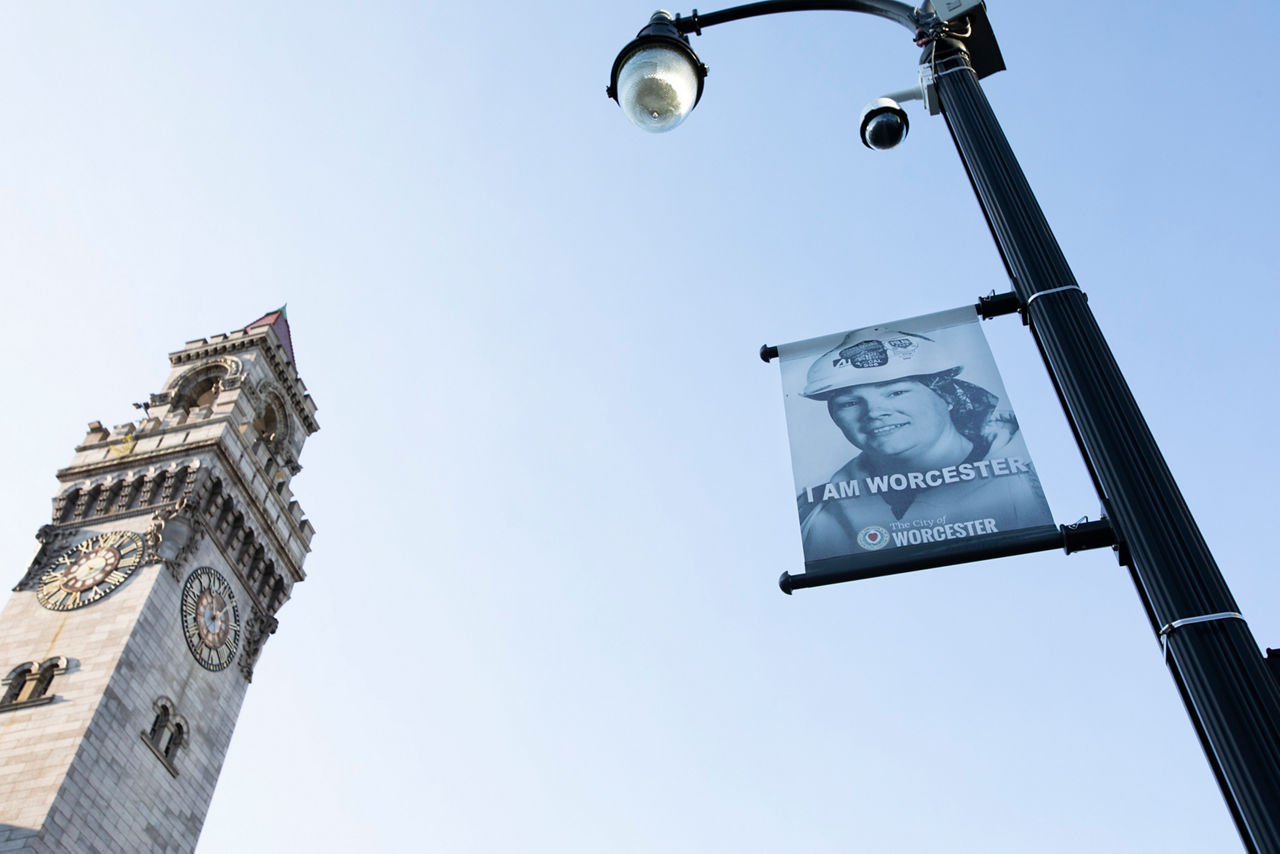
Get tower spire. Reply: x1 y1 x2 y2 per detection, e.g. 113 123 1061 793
244 305 295 366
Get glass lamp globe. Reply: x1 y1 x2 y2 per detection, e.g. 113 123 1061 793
616 45 701 133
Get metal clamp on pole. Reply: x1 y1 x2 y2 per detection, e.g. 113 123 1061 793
1159 612 1246 662
1023 285 1083 312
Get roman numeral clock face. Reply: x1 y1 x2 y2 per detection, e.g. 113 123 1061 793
36 531 147 611
181 567 241 672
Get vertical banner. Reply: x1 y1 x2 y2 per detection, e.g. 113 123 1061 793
777 307 1053 574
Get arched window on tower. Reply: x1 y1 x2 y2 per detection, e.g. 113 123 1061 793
191 378 220 408
253 404 280 445
1 657 66 712
29 658 60 700
142 696 186 777
251 396 294 483
164 723 185 760
0 663 35 707
180 374 222 412
169 365 229 421
149 703 171 743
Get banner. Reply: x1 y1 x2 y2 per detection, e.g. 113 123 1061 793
776 307 1053 572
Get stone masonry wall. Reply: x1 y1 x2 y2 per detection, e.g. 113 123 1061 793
0 520 161 842
0 531 251 852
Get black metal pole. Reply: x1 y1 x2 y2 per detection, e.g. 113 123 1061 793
930 37 1280 853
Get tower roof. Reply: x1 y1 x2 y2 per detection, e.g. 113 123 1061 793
245 306 295 366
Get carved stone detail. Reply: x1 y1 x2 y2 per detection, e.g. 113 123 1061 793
52 489 74 522
237 607 279 683
146 500 204 582
13 526 79 591
114 479 138 513
164 356 243 395
94 485 114 516
36 524 63 547
23 462 211 586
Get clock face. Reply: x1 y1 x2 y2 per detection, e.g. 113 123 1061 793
181 567 241 672
36 530 146 611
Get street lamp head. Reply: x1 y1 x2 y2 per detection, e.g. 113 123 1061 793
859 97 909 150
608 11 707 133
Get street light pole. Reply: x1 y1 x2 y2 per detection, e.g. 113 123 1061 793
608 6 1280 850
929 36 1280 851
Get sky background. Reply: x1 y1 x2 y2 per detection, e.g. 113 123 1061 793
0 2 1276 852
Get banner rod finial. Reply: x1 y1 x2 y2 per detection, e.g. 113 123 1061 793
977 291 1022 319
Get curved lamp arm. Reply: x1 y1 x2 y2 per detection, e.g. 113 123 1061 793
672 1 936 39
608 2 946 132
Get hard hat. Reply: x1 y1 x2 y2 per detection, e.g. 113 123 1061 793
801 330 961 399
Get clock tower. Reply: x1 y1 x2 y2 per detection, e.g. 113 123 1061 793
0 309 318 852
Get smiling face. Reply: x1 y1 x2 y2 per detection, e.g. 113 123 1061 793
827 379 957 460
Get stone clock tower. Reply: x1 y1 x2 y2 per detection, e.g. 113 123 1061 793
0 309 318 852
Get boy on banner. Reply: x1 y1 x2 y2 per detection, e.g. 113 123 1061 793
778 310 1053 565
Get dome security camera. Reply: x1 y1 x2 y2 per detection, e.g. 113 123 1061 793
859 98 909 150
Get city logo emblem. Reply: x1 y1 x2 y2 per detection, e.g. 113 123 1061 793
857 525 891 551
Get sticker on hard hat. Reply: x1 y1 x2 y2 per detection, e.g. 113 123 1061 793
838 340 890 368
884 337 920 356
835 335 923 370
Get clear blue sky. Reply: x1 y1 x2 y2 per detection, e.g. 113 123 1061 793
1 2 1276 851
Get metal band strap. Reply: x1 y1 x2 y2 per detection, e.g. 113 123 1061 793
1024 285 1082 311
1159 611 1245 661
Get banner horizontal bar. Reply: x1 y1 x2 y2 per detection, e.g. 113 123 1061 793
779 519 1115 594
